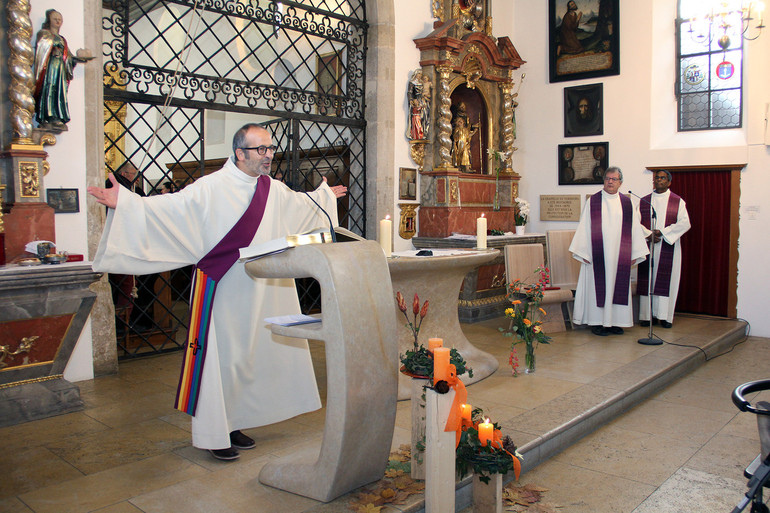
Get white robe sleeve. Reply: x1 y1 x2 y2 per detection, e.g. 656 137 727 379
660 199 691 245
569 199 593 264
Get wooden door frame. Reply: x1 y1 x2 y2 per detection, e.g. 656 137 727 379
647 164 744 318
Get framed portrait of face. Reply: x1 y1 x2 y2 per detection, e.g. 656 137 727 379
564 83 603 137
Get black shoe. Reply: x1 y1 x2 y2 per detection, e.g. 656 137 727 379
640 320 650 327
209 447 240 460
608 326 624 335
651 318 660 325
591 326 610 336
660 320 673 328
229 430 255 450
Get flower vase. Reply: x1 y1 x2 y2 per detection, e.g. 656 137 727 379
524 349 535 374
515 225 526 235
493 177 501 211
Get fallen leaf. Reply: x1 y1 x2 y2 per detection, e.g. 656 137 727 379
354 504 382 513
393 475 414 489
384 468 404 478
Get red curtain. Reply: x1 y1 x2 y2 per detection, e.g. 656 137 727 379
670 170 731 316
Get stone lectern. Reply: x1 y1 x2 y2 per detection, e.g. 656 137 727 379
244 240 398 502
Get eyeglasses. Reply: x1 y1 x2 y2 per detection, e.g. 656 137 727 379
604 177 621 182
240 145 278 155
654 176 670 181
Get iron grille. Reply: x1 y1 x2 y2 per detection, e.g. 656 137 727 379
103 0 367 358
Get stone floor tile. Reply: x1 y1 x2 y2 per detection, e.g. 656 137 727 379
92 502 146 512
0 411 109 451
552 425 702 487
631 467 746 513
684 433 761 483
18 453 209 513
516 459 655 513
0 496 33 512
0 445 82 499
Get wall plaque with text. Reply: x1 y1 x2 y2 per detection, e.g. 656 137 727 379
540 195 581 221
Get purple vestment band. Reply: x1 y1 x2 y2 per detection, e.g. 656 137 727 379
638 192 681 297
590 192 634 307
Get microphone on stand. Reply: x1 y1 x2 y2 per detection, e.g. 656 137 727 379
627 190 662 346
303 191 337 243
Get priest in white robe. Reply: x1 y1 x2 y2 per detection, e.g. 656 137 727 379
637 170 691 328
569 167 649 336
88 123 347 460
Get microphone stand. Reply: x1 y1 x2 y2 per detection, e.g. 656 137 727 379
629 190 662 346
303 191 337 243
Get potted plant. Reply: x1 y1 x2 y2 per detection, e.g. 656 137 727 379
514 197 529 234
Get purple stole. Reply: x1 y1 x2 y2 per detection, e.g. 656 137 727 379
590 192 633 307
175 175 271 416
638 192 681 297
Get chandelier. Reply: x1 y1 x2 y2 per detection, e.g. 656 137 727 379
682 0 765 49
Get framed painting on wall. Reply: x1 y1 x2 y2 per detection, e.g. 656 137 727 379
316 51 343 115
549 0 620 83
564 83 603 137
46 188 80 213
558 142 608 185
399 167 417 201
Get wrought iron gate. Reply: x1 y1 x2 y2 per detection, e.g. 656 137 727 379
102 0 367 358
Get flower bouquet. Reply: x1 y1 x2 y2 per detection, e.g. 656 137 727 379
396 292 473 379
500 267 552 374
514 197 529 226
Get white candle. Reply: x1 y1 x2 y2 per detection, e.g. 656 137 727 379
379 216 392 257
476 214 487 249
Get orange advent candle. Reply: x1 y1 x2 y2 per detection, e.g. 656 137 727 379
428 337 443 351
460 403 472 422
478 418 493 447
433 347 450 385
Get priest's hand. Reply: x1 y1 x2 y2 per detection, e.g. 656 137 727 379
87 173 120 209
322 176 348 198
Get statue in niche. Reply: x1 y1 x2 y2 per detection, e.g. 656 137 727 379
451 102 479 172
33 9 92 130
406 69 432 141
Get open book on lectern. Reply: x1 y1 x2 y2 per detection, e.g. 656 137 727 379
238 227 333 262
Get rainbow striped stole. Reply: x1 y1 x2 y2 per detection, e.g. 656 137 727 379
174 174 271 416
175 268 217 415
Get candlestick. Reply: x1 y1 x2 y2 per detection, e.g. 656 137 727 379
478 418 493 447
433 347 450 385
428 337 443 351
460 403 472 422
476 214 487 249
379 215 392 257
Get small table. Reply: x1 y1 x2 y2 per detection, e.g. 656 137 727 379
388 249 500 399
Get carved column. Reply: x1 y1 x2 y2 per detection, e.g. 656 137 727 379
435 65 454 170
6 0 35 144
499 80 515 173
2 0 55 262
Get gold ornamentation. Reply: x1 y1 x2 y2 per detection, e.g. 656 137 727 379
462 55 483 89
432 0 443 22
0 374 63 390
458 294 508 307
0 336 38 369
467 45 481 54
6 0 35 143
398 203 418 240
0 182 5 233
409 140 427 171
449 178 459 204
19 161 39 197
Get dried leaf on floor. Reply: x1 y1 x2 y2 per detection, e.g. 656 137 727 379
351 504 382 513
384 468 405 478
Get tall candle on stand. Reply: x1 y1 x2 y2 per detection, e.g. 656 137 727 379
379 215 392 257
428 337 443 351
477 214 487 249
478 418 493 446
433 347 450 385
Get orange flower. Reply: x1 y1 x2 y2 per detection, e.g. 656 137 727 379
539 307 547 316
512 300 522 305
523 318 532 326
413 293 420 316
420 300 429 318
